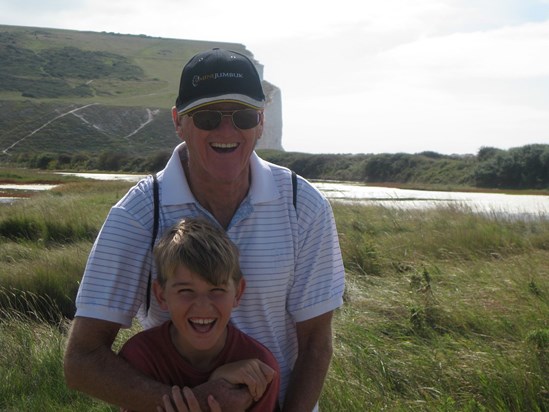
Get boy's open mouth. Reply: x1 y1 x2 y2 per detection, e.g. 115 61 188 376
189 318 216 333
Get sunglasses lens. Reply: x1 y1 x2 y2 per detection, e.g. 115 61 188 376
233 110 260 129
192 111 222 130
190 110 260 130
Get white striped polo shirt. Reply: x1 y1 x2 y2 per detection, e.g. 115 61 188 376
75 143 346 407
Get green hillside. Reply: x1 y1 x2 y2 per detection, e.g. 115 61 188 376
0 25 257 157
0 24 249 107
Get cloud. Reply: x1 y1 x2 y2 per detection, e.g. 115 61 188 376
378 21 549 78
277 14 549 154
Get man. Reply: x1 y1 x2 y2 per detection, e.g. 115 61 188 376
64 48 345 411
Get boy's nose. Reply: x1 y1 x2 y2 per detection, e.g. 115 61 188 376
193 294 212 307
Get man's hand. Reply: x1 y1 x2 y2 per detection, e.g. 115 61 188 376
208 359 276 401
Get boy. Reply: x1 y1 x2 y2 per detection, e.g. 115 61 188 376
118 218 280 411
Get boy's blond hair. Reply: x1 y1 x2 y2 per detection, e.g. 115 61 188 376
153 218 242 287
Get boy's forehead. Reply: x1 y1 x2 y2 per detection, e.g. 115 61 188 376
169 265 232 285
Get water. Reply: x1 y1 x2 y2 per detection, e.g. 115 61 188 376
3 173 548 219
0 197 19 204
314 181 549 219
0 183 59 203
0 183 59 191
56 172 146 182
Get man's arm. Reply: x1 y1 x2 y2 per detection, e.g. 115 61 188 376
64 316 173 411
64 317 253 412
281 311 334 412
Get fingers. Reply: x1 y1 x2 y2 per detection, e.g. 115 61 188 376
161 392 178 412
242 360 275 401
207 394 222 412
157 400 167 412
182 387 200 411
170 386 190 412
208 359 277 402
159 386 199 412
258 362 276 382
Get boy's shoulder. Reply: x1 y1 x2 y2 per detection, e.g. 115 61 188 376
226 324 280 370
119 320 170 356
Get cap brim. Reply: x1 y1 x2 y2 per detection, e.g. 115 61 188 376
177 93 265 115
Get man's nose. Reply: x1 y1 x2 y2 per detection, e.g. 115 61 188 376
218 113 238 130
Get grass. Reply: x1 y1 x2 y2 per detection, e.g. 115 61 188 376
325 203 549 411
0 294 138 411
1 172 548 411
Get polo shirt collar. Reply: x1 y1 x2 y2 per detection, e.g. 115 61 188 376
160 143 280 206
249 151 280 205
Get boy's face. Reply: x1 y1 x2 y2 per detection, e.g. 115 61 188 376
154 264 245 367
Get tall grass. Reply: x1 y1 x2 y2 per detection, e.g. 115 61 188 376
0 180 133 320
0 292 137 411
0 177 548 411
325 203 549 411
0 178 139 410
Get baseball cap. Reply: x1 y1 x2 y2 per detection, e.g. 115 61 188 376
175 48 265 115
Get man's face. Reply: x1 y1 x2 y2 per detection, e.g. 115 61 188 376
175 103 264 184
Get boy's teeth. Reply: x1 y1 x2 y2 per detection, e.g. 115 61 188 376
190 318 215 325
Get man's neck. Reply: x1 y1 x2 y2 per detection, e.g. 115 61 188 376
181 155 251 229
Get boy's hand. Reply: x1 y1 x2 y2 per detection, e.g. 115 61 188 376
157 381 252 412
208 359 276 401
158 386 221 412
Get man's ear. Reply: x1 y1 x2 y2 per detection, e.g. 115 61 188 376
233 278 246 308
256 112 265 139
171 106 179 126
256 125 263 140
153 280 169 311
172 107 185 140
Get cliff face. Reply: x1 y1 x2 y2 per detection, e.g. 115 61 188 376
258 81 284 151
0 25 284 156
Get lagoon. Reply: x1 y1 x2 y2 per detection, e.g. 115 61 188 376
0 183 59 191
315 181 549 219
0 182 60 203
57 173 549 220
56 172 145 182
2 172 548 219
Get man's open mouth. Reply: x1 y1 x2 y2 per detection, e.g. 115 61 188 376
210 142 239 153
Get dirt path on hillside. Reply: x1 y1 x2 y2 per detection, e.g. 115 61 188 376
122 108 160 140
2 104 161 153
1 103 99 154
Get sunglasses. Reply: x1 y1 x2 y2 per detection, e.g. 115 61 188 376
188 109 261 131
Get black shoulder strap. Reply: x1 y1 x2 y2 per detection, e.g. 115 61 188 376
146 173 159 313
291 170 297 210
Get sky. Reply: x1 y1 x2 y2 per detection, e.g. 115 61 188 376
2 0 549 155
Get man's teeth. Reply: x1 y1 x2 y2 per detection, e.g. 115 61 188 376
211 143 238 149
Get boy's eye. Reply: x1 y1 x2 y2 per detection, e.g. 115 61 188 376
211 288 227 293
178 289 193 294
